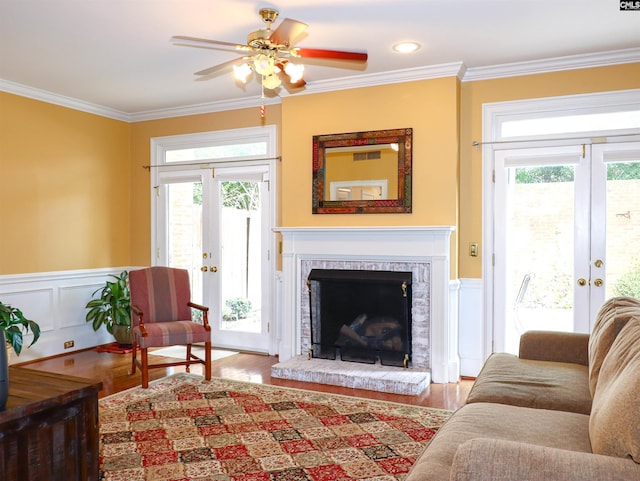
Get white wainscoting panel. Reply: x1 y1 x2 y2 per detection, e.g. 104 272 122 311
0 268 130 363
458 277 486 377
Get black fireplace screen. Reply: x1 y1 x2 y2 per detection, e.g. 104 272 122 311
307 269 412 367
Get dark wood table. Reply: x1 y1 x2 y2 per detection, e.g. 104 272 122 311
0 367 103 481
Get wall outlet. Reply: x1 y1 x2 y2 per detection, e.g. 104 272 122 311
64 340 74 349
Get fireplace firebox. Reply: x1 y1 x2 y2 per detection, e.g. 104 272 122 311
307 269 412 367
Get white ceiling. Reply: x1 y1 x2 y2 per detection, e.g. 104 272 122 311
1 0 639 118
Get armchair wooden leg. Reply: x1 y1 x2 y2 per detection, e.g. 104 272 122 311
205 341 212 380
141 348 149 388
186 344 192 373
130 340 137 375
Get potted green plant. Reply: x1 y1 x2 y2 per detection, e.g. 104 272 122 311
0 301 41 355
0 301 41 410
85 270 132 346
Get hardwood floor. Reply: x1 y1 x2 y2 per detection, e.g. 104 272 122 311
17 348 473 411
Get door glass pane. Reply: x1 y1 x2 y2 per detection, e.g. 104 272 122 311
167 181 203 305
220 180 262 333
606 160 640 300
505 165 575 352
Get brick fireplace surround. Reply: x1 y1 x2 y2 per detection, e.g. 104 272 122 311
272 227 459 395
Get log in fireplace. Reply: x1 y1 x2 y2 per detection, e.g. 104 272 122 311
307 269 412 367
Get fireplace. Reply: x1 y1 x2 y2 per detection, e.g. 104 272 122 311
308 269 412 367
272 226 459 393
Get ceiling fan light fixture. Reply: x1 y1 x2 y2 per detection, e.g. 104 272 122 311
284 62 304 83
253 53 275 76
174 8 367 108
262 73 282 89
233 63 252 83
393 41 421 54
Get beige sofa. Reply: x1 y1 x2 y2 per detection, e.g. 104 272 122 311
406 296 640 481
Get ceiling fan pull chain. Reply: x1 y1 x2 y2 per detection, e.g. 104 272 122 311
260 79 266 118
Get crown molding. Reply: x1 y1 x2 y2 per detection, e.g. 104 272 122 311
3 48 639 122
463 47 640 82
0 79 131 121
297 62 467 96
130 62 465 122
129 95 281 122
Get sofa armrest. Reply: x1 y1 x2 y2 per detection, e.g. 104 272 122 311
451 438 640 481
519 330 589 365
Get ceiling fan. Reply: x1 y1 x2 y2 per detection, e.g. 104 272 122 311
171 8 368 92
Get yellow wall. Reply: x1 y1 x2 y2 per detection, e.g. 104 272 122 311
281 79 460 226
0 92 130 274
459 63 640 278
2 62 639 279
281 78 461 274
129 106 282 266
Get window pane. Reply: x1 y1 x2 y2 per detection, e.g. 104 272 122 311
167 181 203 304
502 111 640 138
505 164 575 352
166 142 267 163
606 160 640 299
220 180 262 333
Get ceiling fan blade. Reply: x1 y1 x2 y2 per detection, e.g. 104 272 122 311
294 48 368 63
194 57 249 77
171 35 250 51
269 18 308 46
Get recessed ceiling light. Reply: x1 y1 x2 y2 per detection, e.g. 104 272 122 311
392 42 421 54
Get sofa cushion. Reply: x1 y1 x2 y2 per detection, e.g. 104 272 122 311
589 296 640 396
519 330 589 365
451 438 640 481
405 402 592 481
590 316 640 462
465 352 591 414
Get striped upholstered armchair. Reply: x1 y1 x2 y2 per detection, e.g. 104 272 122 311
129 266 212 388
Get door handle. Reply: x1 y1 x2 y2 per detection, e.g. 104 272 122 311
577 278 587 286
210 266 218 273
200 266 209 272
594 278 603 287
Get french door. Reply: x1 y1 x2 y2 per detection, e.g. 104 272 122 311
151 127 276 354
208 165 271 352
155 164 272 353
494 142 640 353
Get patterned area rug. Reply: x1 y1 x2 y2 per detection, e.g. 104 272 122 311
99 373 451 481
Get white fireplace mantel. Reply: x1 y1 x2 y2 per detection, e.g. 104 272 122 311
275 226 459 383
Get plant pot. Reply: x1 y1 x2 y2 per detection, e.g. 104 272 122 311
112 324 133 347
0 330 8 411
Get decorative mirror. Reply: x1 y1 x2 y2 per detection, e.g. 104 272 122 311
312 128 412 214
